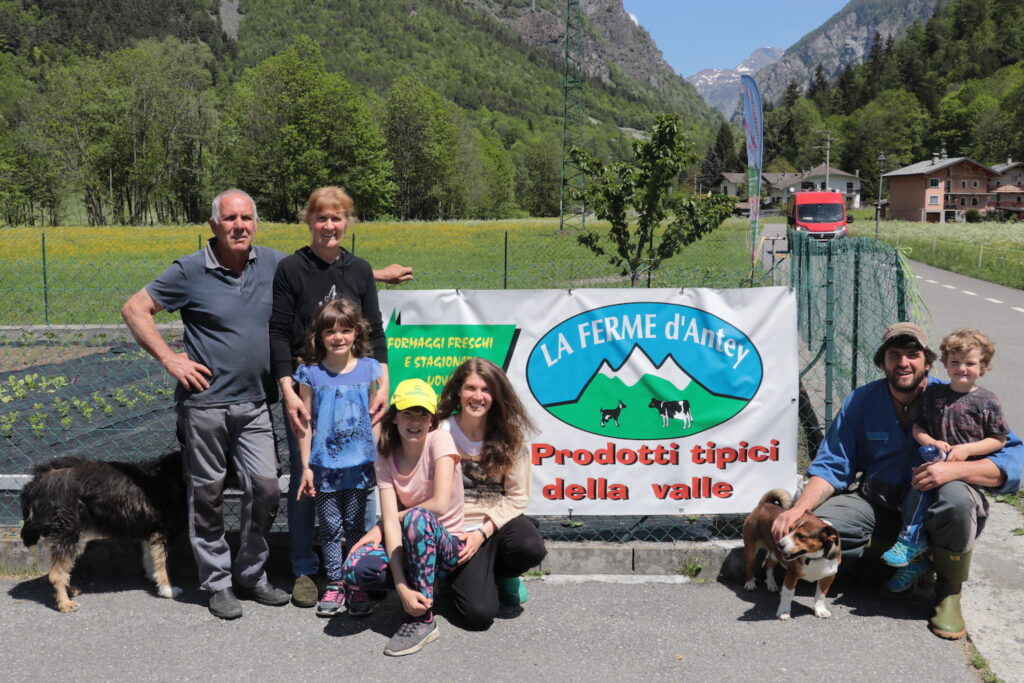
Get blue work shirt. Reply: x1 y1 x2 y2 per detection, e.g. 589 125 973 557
809 377 1022 510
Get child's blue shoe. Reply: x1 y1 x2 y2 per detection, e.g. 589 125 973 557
881 539 929 567
497 577 528 606
883 558 931 596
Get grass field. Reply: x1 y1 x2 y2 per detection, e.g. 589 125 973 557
0 218 764 325
847 219 1024 290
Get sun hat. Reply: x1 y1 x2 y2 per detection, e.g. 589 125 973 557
873 322 932 366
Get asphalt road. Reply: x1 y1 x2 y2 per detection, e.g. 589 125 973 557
909 259 1024 431
0 572 977 682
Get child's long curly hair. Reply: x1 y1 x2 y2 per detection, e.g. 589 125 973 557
436 358 534 479
300 298 371 365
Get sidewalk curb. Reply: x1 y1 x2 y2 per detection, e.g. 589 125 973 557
0 531 747 581
540 540 744 579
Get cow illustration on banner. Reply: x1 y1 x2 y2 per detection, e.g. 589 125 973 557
526 303 762 440
379 288 797 514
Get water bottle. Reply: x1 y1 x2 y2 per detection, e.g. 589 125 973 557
919 445 944 463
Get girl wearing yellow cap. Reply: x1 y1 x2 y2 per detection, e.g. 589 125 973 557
339 378 465 656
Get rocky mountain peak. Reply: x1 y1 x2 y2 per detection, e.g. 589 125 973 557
687 47 784 116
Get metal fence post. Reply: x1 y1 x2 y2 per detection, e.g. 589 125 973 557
804 238 812 343
823 239 835 430
503 230 508 289
851 241 860 389
351 233 356 255
896 252 907 321
41 232 50 325
977 244 984 276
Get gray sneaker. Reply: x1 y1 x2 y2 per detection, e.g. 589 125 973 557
384 615 440 656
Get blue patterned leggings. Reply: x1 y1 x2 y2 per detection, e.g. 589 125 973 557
340 507 463 600
315 488 371 582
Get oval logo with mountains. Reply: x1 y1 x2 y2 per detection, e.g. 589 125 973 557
526 303 763 438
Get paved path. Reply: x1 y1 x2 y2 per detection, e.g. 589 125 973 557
0 570 979 682
910 259 1024 430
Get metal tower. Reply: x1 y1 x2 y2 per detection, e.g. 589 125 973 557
558 0 585 231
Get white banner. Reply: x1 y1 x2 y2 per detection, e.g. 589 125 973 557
378 288 797 514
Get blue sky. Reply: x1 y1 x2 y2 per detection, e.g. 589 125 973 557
622 0 850 75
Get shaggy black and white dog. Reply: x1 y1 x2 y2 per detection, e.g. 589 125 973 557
20 451 187 612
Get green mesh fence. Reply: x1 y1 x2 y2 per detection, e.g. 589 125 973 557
0 223 913 544
788 230 917 460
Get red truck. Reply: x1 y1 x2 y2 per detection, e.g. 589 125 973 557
787 190 852 240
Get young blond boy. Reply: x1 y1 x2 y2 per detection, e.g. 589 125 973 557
881 329 1008 584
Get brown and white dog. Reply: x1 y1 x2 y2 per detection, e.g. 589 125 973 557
742 488 841 620
19 452 186 612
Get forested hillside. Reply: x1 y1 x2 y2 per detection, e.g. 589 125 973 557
0 0 721 226
753 0 940 106
761 0 1024 199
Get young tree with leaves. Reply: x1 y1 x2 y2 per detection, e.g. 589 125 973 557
571 114 735 287
222 37 394 221
384 76 462 220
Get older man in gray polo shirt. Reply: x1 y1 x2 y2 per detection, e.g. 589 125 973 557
122 189 290 619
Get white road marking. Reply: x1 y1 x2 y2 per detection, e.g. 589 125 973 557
985 298 1003 304
1014 307 1024 314
942 284 955 289
926 279 938 284
962 291 978 296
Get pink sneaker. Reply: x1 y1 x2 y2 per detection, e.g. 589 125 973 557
316 583 345 617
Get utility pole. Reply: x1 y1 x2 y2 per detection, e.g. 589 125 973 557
875 152 886 241
559 0 585 231
816 129 835 191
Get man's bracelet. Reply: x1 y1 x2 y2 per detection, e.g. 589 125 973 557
477 528 489 541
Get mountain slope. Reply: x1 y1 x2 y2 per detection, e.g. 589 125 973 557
754 0 940 105
464 0 720 138
687 48 784 116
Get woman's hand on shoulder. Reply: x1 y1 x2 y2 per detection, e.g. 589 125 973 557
455 530 484 565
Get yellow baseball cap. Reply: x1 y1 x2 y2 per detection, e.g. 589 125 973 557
390 379 437 413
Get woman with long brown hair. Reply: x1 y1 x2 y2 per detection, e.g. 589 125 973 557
436 358 547 630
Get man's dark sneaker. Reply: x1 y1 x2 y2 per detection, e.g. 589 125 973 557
291 575 318 608
383 614 440 656
346 587 373 617
236 582 290 606
209 588 242 620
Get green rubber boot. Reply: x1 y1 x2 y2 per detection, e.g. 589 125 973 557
928 546 972 640
497 576 528 606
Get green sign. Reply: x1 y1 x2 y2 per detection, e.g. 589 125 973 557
385 311 518 390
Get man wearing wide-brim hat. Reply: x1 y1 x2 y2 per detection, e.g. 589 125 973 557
772 322 1022 639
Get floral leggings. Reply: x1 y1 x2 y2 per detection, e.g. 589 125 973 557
339 507 463 600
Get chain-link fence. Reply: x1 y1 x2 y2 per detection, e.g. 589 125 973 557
0 224 913 543
788 230 917 461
